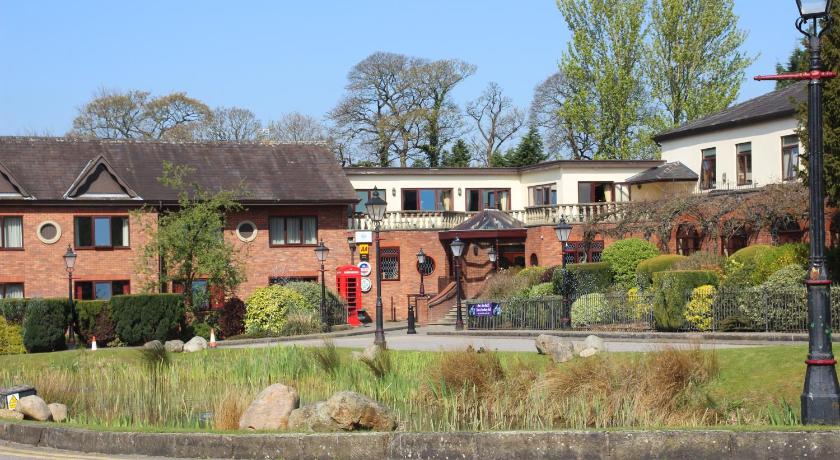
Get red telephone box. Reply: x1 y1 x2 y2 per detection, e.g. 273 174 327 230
336 265 362 326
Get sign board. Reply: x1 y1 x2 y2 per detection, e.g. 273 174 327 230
360 253 369 262
361 277 372 293
468 302 502 317
358 243 370 256
358 261 372 277
6 394 18 410
355 231 373 243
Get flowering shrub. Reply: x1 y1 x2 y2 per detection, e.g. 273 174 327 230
627 287 652 321
684 285 716 331
244 285 308 334
570 293 608 328
601 239 660 288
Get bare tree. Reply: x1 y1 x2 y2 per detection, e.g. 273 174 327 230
266 112 328 143
529 72 596 159
71 88 211 140
466 82 525 165
197 106 262 141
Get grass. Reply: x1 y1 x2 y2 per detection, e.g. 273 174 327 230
0 343 827 432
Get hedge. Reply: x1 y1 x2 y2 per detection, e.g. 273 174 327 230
552 262 612 297
601 239 659 288
636 254 687 290
110 294 185 345
728 244 773 265
0 299 27 325
0 316 24 355
23 298 69 353
652 270 719 331
76 300 115 346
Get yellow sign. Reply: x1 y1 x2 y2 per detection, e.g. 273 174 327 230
359 244 370 255
7 394 17 410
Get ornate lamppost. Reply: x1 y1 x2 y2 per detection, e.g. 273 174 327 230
62 245 79 347
450 237 466 331
554 216 572 329
314 240 330 332
408 248 426 335
348 237 356 265
365 187 388 347
488 246 497 272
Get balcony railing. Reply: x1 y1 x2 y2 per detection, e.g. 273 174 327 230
347 202 624 231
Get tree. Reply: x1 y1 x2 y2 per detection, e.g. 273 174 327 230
266 112 328 143
529 72 595 159
776 40 809 89
135 162 246 312
441 139 472 167
197 106 262 141
71 89 211 140
647 0 754 129
556 0 654 160
504 125 547 167
466 82 525 165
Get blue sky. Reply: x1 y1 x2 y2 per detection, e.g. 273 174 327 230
0 1 804 136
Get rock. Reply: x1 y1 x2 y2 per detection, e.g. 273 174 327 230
579 347 599 358
164 340 184 353
0 408 23 421
583 335 605 352
321 391 397 432
550 342 575 363
17 395 51 421
143 340 163 350
183 336 208 353
287 402 338 432
48 403 67 422
238 383 300 431
535 334 559 354
572 341 586 355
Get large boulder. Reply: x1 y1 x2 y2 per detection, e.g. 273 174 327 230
287 403 338 432
164 340 184 353
0 409 23 421
579 347 600 358
143 340 163 350
183 336 208 353
535 334 560 355
17 395 51 421
288 392 397 432
48 403 67 422
238 383 300 431
583 335 605 352
550 342 575 363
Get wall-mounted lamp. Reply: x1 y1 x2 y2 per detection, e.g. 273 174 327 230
391 187 396 197
457 187 462 196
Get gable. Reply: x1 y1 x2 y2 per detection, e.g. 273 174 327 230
74 163 130 196
0 162 30 198
0 171 19 194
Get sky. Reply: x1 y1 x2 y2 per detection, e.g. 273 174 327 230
0 1 805 136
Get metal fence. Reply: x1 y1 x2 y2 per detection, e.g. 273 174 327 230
324 297 349 327
466 288 840 333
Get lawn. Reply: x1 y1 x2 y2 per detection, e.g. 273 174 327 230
0 343 818 432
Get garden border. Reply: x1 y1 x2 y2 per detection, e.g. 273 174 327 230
427 329 837 343
215 323 408 348
1 422 840 459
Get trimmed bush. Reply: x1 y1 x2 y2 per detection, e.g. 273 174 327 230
218 297 246 338
516 266 548 287
244 285 308 334
674 251 726 273
191 322 212 340
0 316 24 355
652 270 719 331
635 254 687 290
552 262 612 297
684 285 716 331
729 244 773 265
751 243 808 285
736 264 808 330
0 299 27 325
570 293 609 327
528 282 555 298
111 294 186 346
602 239 660 288
23 298 69 353
76 300 116 346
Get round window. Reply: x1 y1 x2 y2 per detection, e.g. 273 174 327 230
236 221 258 242
36 221 61 244
417 256 436 276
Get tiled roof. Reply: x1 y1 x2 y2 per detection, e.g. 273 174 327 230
625 161 699 184
451 209 525 231
653 82 806 142
0 137 357 203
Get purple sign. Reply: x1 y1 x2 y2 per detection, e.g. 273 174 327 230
468 302 501 317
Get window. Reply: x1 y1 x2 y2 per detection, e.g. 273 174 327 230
782 135 800 181
74 216 129 248
530 254 539 266
0 216 23 249
36 221 61 244
467 189 511 211
171 279 224 309
701 148 716 190
0 283 23 299
736 142 752 185
235 221 258 242
401 189 453 211
75 280 129 300
676 224 701 256
529 184 557 206
416 256 436 276
269 216 317 246
577 182 614 203
381 247 400 280
353 189 386 214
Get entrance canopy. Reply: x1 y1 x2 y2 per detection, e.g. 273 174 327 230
439 209 527 240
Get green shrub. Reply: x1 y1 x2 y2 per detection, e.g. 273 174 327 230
283 281 345 325
0 316 24 355
23 298 69 353
540 266 559 283
528 282 555 298
110 294 186 346
552 262 612 296
602 239 660 288
0 299 27 324
636 255 687 289
735 264 808 331
191 322 212 340
729 244 773 264
244 285 307 334
571 293 609 327
480 269 531 299
75 300 116 346
281 313 324 336
627 287 653 321
517 266 548 287
218 297 246 338
652 271 719 331
684 285 716 331
674 251 727 272
751 243 808 285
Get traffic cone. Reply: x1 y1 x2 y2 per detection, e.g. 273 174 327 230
91 336 97 351
209 329 217 348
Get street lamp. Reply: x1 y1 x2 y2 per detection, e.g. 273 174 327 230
365 187 388 347
408 248 426 335
554 216 573 329
62 245 79 347
348 237 356 265
314 240 330 332
798 0 832 19
450 237 466 331
488 246 497 271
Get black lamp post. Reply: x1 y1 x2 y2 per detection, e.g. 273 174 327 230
796 0 840 425
62 244 79 347
408 248 425 335
348 237 356 265
365 187 388 347
314 240 330 332
488 246 497 271
450 237 466 331
554 216 573 329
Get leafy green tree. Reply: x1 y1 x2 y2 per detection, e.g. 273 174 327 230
647 0 754 128
135 162 246 312
441 139 472 167
776 40 810 89
557 0 654 160
488 149 511 167
504 126 547 167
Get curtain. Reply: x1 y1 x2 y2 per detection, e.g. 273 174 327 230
269 217 285 245
286 217 301 244
3 217 22 248
500 191 509 210
302 217 317 244
122 217 130 246
4 284 23 299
